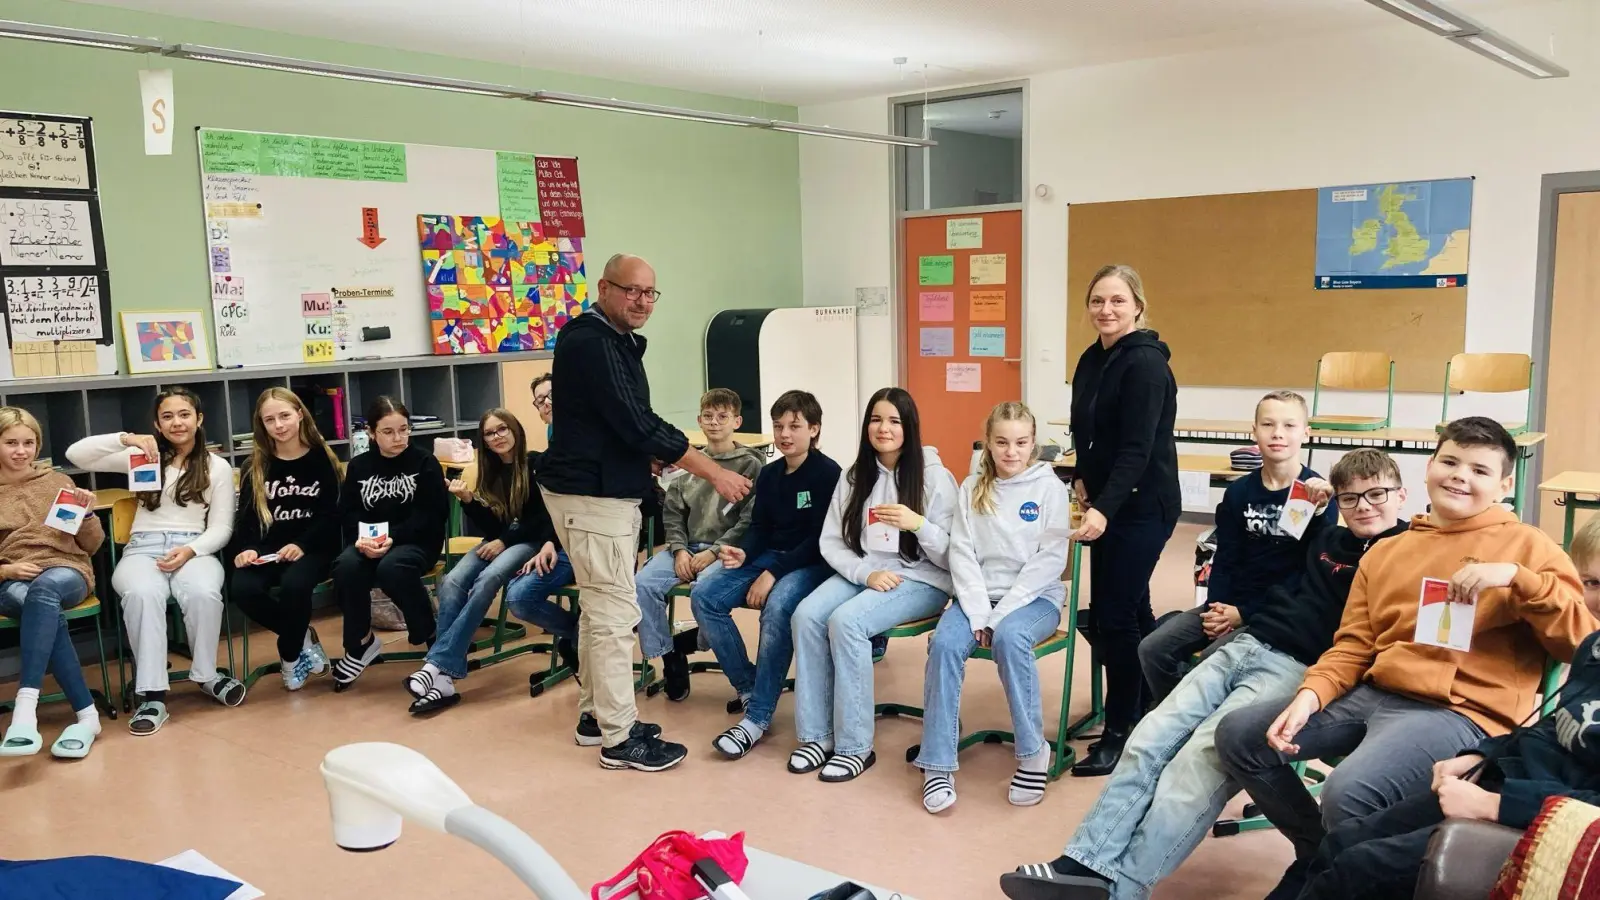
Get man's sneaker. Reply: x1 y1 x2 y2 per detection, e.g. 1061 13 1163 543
574 713 663 747
600 733 688 772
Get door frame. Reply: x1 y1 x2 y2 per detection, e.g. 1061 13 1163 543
888 80 1030 402
1529 170 1600 525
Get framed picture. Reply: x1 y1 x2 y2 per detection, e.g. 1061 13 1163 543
121 310 212 375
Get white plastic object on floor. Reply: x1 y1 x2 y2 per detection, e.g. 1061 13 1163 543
320 743 585 899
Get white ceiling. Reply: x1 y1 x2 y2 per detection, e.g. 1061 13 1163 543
85 0 1549 106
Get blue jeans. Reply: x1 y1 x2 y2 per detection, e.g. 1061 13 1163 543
791 574 949 756
635 544 711 660
504 551 577 642
914 597 1062 772
0 568 94 713
690 554 833 730
1064 633 1306 900
425 542 539 678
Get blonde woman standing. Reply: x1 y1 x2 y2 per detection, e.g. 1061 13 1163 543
915 402 1072 813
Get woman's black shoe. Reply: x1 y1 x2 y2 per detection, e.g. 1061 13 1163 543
1070 728 1129 777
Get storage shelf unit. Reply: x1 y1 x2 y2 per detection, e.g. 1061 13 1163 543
0 351 549 488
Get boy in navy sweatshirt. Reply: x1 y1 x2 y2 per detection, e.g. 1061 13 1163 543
1290 513 1600 900
1139 390 1337 702
693 390 842 759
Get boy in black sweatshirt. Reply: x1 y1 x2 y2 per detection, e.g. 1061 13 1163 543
330 399 448 688
1289 514 1600 900
692 390 842 760
1001 448 1407 900
1139 390 1338 703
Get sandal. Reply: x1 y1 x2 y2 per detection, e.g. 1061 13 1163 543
787 742 831 774
713 724 758 760
51 723 98 759
405 669 434 700
129 701 169 736
407 688 461 716
0 722 43 757
818 751 876 783
200 675 247 707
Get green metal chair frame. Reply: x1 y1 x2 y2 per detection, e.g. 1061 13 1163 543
1438 353 1535 436
0 596 117 720
1309 352 1396 432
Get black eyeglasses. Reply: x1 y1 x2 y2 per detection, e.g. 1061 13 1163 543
483 425 512 439
1335 487 1400 509
601 279 662 303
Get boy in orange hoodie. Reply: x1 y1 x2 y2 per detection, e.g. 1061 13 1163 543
1214 417 1595 900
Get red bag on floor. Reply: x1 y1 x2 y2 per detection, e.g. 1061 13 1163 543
592 831 748 900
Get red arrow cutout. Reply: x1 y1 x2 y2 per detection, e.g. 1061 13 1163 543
358 207 386 249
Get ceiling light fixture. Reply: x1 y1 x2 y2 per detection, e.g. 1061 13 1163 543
0 18 164 52
1361 0 1568 78
528 91 768 127
163 45 531 97
767 121 935 148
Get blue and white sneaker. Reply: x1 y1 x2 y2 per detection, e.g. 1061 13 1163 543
282 654 310 691
303 629 329 676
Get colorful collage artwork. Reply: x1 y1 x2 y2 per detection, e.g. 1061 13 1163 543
416 215 587 355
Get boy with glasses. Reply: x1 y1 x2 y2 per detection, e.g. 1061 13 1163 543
1001 449 1408 900
635 388 765 701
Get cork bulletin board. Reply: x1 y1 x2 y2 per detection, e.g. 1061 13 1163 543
1065 188 1466 391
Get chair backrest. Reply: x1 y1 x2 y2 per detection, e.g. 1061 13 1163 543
1446 353 1532 394
1316 351 1394 392
111 496 139 545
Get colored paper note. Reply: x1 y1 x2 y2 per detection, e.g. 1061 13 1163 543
969 326 1006 357
258 134 314 177
359 141 407 182
970 254 1007 285
946 363 981 393
919 327 954 357
301 292 332 316
199 130 261 174
496 152 541 224
311 138 363 180
918 291 954 322
303 339 335 363
209 245 231 274
969 289 1005 321
946 218 983 249
919 255 955 286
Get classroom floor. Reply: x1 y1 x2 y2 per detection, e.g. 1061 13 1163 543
0 522 1297 899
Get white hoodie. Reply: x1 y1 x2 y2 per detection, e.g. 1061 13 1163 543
949 461 1072 632
819 446 958 594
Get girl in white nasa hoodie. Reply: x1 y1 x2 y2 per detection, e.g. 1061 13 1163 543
915 402 1072 814
788 388 958 784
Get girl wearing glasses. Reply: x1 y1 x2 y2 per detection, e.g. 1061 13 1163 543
407 408 554 714
330 396 447 690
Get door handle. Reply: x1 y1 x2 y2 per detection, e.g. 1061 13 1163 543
1003 357 1022 363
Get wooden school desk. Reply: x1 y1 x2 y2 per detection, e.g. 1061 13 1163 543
1052 451 1245 490
1048 418 1546 517
684 430 772 454
1538 470 1600 551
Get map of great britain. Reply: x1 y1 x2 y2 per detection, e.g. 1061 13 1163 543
1314 177 1472 289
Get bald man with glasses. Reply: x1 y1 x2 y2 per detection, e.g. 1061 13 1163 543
539 253 751 772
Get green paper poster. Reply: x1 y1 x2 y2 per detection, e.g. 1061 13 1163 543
311 138 363 180
496 152 541 224
200 130 261 174
919 255 954 286
946 218 983 249
258 134 314 177
359 142 408 182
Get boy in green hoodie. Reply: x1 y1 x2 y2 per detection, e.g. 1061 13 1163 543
637 388 765 701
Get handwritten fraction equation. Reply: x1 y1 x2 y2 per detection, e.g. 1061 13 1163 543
2 273 104 341
0 197 97 266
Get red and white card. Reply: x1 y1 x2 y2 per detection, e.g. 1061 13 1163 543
865 508 899 552
1415 576 1474 651
44 489 89 535
1278 480 1317 540
128 450 161 491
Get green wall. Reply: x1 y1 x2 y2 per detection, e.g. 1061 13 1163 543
0 0 803 422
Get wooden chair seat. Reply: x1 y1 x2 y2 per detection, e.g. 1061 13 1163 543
447 536 483 556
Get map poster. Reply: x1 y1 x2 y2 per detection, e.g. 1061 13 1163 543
1314 177 1472 290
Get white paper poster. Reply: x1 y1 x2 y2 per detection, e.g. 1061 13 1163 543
139 69 175 156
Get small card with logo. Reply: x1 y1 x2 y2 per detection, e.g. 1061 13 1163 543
128 450 161 491
44 488 88 535
1414 576 1474 651
359 522 390 543
865 508 899 552
1278 480 1317 540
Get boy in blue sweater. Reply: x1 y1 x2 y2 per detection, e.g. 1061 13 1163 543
1139 390 1336 702
693 390 842 760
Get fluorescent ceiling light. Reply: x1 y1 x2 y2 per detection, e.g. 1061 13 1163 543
1361 0 1479 35
767 121 936 148
163 44 531 98
1454 33 1569 78
528 91 768 127
0 18 165 52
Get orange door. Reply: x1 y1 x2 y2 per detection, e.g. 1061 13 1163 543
902 210 1024 462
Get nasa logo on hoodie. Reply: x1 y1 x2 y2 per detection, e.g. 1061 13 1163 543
1018 501 1041 522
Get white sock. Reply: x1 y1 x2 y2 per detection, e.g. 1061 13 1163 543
11 687 40 731
422 662 441 679
714 719 765 757
75 705 102 735
1009 748 1051 806
432 671 456 697
923 770 956 813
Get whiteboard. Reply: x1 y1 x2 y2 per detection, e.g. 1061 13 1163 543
196 128 584 368
757 306 860 465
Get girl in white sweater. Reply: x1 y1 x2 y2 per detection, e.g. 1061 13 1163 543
915 402 1072 813
67 386 239 736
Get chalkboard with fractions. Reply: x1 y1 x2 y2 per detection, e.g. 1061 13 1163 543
0 111 117 380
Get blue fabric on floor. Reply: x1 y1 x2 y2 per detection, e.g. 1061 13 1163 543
0 856 242 899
